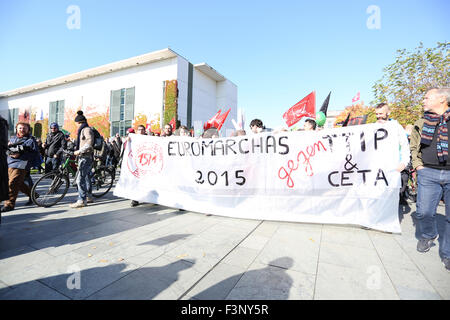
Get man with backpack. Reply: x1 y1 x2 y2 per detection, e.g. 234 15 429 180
70 110 95 208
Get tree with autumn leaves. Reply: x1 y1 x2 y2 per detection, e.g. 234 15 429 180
372 42 449 126
335 42 449 127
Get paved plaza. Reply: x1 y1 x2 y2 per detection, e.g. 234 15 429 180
0 175 449 300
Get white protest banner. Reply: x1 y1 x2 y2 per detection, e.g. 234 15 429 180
114 122 405 233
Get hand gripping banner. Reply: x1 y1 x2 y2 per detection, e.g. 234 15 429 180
114 122 408 233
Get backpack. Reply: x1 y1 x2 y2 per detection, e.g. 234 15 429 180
92 127 104 151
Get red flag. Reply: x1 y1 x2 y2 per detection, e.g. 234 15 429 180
204 109 222 131
352 92 360 103
215 108 231 131
283 91 316 127
169 116 176 130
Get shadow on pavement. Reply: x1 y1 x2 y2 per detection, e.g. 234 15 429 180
0 258 197 300
0 204 181 260
190 257 294 300
139 234 192 246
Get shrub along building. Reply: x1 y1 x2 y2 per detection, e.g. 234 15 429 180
0 48 237 139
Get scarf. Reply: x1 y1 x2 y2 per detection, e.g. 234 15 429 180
421 108 450 163
76 122 89 150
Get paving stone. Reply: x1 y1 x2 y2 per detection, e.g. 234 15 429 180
252 221 279 238
0 248 54 276
0 280 69 300
0 251 87 287
321 226 373 249
239 234 271 251
256 227 321 275
89 254 202 299
185 263 245 300
383 265 442 300
369 232 419 271
319 241 383 271
314 262 399 300
405 251 450 300
226 262 315 300
222 246 260 269
38 259 139 299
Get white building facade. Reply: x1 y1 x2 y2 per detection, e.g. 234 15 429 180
0 48 237 139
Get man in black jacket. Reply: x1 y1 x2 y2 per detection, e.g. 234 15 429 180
0 115 8 222
43 122 66 173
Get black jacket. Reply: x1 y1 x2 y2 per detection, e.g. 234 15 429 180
45 131 66 158
0 116 8 201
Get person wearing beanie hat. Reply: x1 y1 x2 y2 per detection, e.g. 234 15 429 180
70 110 94 208
74 110 87 123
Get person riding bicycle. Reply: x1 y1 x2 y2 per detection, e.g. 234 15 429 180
43 122 66 174
70 111 95 208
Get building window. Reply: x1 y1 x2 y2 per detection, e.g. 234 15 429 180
110 87 135 136
49 100 65 129
8 108 19 136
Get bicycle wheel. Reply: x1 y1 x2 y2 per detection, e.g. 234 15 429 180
91 167 114 198
31 172 70 207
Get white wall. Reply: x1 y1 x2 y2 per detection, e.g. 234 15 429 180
0 55 238 137
216 79 238 136
176 56 189 127
0 57 178 131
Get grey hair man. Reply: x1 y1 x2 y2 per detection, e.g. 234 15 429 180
410 87 450 271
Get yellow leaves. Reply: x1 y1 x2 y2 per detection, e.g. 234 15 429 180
98 259 108 263
176 253 188 259
308 238 315 243
88 253 93 257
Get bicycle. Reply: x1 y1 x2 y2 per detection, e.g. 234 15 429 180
31 151 115 207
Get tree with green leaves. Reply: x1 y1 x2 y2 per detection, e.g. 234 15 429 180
372 42 449 126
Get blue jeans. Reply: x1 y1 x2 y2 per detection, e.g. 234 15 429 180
45 157 60 173
76 157 93 202
415 167 450 259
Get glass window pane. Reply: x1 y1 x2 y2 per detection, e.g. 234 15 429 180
112 122 120 136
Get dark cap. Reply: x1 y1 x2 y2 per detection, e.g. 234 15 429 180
74 110 87 123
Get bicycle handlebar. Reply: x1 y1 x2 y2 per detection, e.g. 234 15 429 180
63 150 75 156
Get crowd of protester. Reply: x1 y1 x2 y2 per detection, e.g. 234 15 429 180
0 87 449 272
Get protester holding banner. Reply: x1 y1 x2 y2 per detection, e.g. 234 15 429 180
304 119 317 131
375 103 411 206
161 124 173 137
202 127 219 139
375 103 410 172
410 87 450 272
179 125 191 137
137 125 147 135
131 125 148 207
249 119 265 134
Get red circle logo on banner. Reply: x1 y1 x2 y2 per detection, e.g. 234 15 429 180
127 142 164 178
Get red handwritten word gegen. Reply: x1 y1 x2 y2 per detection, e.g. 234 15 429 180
278 140 327 188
